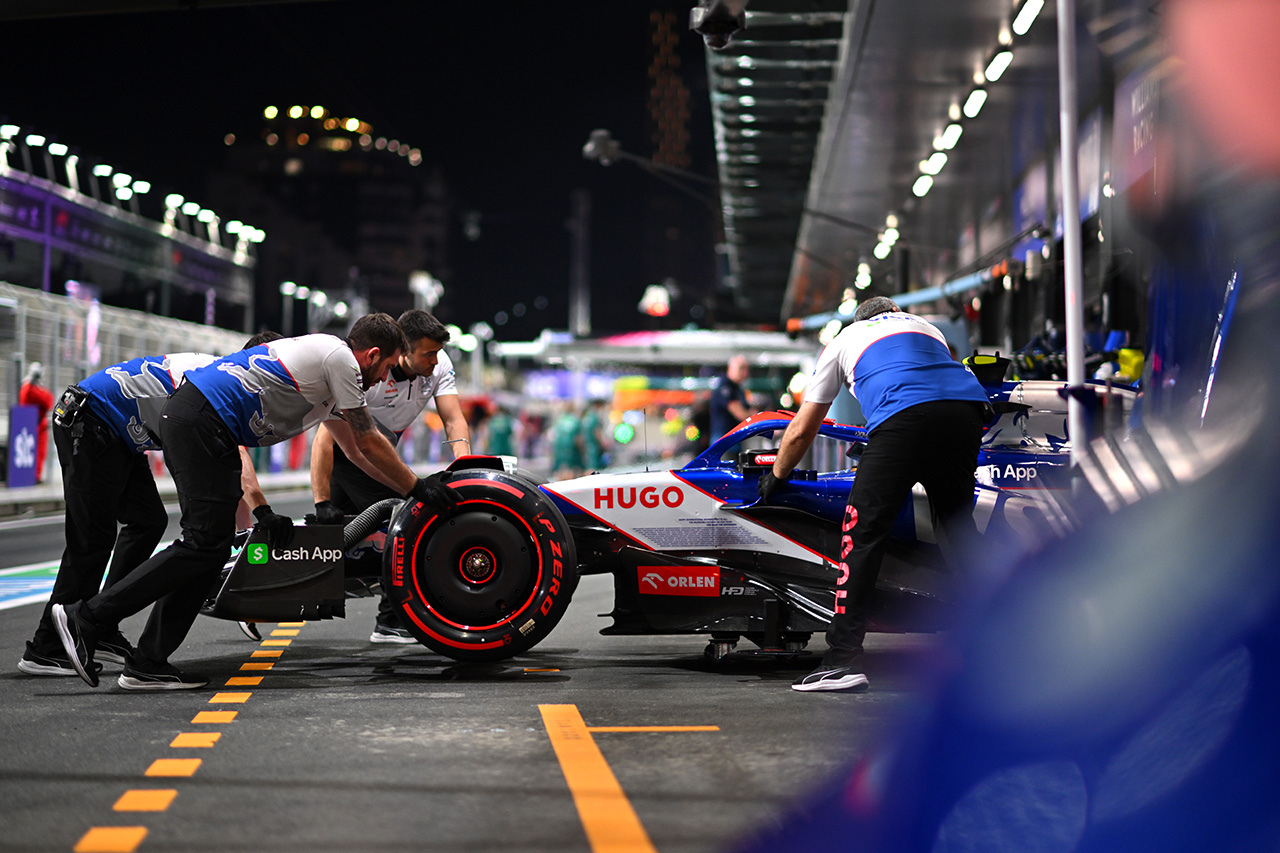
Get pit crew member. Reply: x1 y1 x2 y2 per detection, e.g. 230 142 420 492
309 309 471 643
18 333 280 678
759 297 988 692
52 315 459 691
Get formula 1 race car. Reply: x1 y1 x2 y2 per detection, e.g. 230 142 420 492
204 367 1137 664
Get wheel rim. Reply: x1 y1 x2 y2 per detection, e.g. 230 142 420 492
409 501 542 631
458 546 497 584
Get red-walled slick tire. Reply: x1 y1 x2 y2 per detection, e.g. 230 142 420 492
382 468 578 662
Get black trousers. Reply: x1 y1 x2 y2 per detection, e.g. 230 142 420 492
329 424 402 625
27 412 167 656
84 382 243 665
827 400 985 663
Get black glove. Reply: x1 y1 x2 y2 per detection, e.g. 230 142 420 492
252 504 295 548
410 471 460 514
758 470 791 502
313 500 345 525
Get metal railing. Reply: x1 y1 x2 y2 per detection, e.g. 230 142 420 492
1 280 247 481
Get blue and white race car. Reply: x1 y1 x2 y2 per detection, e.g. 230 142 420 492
206 370 1137 664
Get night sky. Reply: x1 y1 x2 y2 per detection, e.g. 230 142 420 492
2 0 720 338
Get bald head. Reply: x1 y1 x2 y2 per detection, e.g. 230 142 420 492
728 355 750 382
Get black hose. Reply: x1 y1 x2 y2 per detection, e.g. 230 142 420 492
342 498 403 549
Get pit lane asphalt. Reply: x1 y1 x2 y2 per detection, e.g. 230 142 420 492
0 492 936 853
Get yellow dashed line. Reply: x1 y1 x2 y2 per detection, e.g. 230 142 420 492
145 759 201 777
208 692 252 704
77 621 300 852
191 711 237 723
524 668 561 672
113 790 177 812
74 826 147 852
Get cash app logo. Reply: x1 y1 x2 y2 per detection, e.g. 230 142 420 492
247 543 269 564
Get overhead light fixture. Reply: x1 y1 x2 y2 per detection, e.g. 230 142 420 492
164 193 185 209
985 49 1014 82
737 77 754 86
0 125 19 140
873 242 892 260
912 175 934 197
24 134 46 147
196 208 215 223
883 227 900 244
963 88 988 119
181 201 200 216
111 173 132 188
115 187 133 201
132 180 151 194
310 105 326 119
47 142 68 156
225 220 243 233
1013 0 1045 36
92 164 113 177
739 95 756 107
922 152 948 175
263 106 279 119
941 123 964 149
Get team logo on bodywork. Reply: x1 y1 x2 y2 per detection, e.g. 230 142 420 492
637 565 720 596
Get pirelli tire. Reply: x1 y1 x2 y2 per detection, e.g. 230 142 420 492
383 468 578 662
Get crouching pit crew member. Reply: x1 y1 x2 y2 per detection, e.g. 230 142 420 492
310 309 471 643
52 314 459 691
758 297 988 693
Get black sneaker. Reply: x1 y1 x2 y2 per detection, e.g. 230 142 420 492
97 632 135 666
51 602 99 687
369 623 416 644
17 649 103 678
117 659 209 692
792 664 870 692
237 621 262 641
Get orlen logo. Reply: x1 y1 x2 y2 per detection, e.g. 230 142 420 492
637 565 720 597
595 485 684 510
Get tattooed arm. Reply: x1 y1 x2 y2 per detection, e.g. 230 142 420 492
337 406 418 495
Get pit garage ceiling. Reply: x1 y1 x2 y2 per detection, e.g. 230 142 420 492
705 0 1159 326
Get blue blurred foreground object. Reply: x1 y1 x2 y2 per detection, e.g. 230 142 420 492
736 411 1280 850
